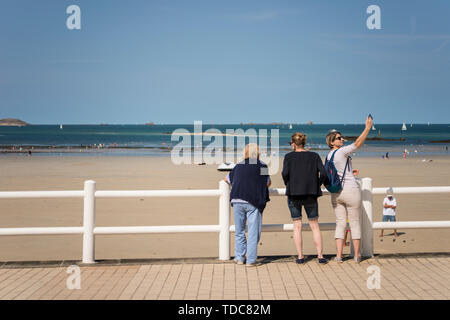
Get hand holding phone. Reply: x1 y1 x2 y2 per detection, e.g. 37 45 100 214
366 114 373 129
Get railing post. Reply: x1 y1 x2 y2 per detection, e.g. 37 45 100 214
82 180 96 264
219 180 231 260
361 177 374 258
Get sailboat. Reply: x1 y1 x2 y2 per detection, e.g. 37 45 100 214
59 124 63 130
289 124 293 129
401 123 407 131
372 125 376 130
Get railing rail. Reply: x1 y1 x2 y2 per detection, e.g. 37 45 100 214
0 178 449 263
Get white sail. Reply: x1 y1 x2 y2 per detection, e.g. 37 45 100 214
372 125 376 130
289 124 293 129
401 123 407 131
59 124 63 129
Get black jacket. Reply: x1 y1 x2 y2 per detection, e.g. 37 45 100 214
282 151 329 197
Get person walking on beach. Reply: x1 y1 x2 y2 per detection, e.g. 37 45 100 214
282 133 330 264
224 144 270 267
326 116 373 263
380 188 398 238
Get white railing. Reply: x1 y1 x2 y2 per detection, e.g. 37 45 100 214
0 178 449 263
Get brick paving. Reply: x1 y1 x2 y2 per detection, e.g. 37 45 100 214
0 255 448 300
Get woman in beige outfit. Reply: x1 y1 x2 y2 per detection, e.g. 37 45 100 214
326 116 373 263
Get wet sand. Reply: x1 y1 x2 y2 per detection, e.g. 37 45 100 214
0 155 449 261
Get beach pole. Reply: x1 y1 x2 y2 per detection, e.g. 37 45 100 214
82 180 96 264
219 180 231 260
361 178 374 258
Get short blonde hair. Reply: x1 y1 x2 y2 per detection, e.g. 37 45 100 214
326 131 342 149
291 132 307 147
244 143 260 159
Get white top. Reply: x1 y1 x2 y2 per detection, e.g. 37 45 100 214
383 197 397 216
327 143 359 189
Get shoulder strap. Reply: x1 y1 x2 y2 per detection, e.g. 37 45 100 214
340 157 350 184
329 149 339 162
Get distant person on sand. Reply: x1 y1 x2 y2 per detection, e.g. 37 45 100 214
380 188 398 238
325 115 373 263
282 132 330 265
385 152 389 159
224 144 270 267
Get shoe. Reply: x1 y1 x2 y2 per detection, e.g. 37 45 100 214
353 256 361 264
333 257 343 263
318 258 328 264
246 262 261 267
233 259 244 265
295 258 305 264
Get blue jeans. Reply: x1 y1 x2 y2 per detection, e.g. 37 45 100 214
233 202 262 264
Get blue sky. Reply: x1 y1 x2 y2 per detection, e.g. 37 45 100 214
0 0 449 124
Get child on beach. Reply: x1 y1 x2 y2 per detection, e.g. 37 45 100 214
380 188 399 238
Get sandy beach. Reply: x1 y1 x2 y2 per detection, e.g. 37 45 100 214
0 155 449 262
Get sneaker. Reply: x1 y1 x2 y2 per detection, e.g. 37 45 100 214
233 259 244 265
318 258 329 264
246 262 261 267
333 257 343 263
295 258 305 265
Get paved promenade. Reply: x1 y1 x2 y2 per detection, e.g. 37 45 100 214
0 254 449 300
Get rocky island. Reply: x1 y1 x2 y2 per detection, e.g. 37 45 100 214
0 118 30 126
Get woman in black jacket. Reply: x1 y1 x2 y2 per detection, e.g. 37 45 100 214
282 132 329 264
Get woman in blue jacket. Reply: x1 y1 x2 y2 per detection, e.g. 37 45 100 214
225 144 271 267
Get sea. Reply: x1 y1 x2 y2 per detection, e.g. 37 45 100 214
0 123 449 158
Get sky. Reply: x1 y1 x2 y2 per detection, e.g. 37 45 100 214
0 0 449 124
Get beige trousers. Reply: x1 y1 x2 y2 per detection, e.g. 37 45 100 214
331 187 361 240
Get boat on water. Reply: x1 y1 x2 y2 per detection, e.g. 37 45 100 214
217 162 235 172
59 124 63 129
401 123 407 131
289 124 293 129
372 125 376 130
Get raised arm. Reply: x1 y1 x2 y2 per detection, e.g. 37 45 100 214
354 116 373 149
